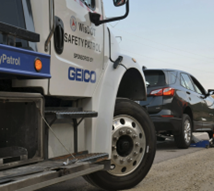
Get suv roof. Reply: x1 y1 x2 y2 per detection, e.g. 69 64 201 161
144 68 194 77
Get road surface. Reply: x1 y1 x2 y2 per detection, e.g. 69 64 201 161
39 136 214 191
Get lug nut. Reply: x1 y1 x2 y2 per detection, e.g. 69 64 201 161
134 152 138 156
114 154 118 159
113 136 119 141
135 142 140 147
119 130 125 135
120 158 125 163
132 134 137 139
128 158 133 163
126 129 132 134
112 145 117 150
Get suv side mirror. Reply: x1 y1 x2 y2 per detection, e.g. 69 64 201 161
89 0 129 26
113 0 127 7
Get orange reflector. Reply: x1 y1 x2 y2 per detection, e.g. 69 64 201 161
132 58 137 63
161 115 174 118
35 59 42 72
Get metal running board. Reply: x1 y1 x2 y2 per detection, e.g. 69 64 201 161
0 147 28 166
0 152 108 191
45 108 98 120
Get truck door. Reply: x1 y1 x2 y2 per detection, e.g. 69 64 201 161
49 0 104 97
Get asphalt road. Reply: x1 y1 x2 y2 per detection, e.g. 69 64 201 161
39 135 213 191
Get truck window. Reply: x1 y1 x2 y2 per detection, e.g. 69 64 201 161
81 0 96 10
0 0 28 48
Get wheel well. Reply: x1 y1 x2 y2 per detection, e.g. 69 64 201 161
117 68 146 100
183 107 193 124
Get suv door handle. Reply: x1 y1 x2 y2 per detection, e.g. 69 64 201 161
186 91 191 95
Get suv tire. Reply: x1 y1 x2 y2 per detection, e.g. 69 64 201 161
174 114 192 149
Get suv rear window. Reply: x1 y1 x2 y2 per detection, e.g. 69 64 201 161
144 70 166 87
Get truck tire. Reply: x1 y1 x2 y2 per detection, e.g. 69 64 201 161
174 114 192 149
84 98 156 191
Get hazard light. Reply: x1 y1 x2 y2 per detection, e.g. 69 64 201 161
34 58 42 72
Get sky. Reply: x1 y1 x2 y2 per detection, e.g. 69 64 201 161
103 0 214 90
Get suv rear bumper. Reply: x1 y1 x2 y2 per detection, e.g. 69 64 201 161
150 116 182 135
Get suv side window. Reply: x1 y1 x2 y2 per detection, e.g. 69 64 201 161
181 76 187 88
190 76 206 95
181 73 195 91
81 0 96 10
168 71 177 84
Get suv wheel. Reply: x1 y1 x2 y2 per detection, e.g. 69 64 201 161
174 114 192 149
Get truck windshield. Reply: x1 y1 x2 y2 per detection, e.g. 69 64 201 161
144 70 166 87
0 0 28 48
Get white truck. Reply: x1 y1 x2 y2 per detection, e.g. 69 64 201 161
0 0 156 190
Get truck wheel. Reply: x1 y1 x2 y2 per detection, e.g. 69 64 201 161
84 98 156 191
174 114 192 149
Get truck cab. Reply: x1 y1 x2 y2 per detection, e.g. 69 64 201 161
0 1 156 190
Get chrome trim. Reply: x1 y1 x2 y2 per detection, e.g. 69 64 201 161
45 0 55 52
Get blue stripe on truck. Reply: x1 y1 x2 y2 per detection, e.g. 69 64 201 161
0 44 51 78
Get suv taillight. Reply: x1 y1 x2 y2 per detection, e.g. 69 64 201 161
150 89 163 96
150 87 174 96
163 88 175 96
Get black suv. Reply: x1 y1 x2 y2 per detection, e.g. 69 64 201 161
140 69 214 148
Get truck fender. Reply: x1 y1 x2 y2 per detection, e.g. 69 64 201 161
117 54 147 101
84 54 147 156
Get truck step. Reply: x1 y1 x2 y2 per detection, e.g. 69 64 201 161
0 152 109 191
44 108 98 156
0 147 28 166
45 108 98 119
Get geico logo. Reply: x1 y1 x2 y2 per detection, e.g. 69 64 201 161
68 67 96 83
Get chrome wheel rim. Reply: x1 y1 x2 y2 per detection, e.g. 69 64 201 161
184 119 191 143
108 115 146 176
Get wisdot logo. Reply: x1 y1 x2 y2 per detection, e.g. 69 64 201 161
70 16 77 32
